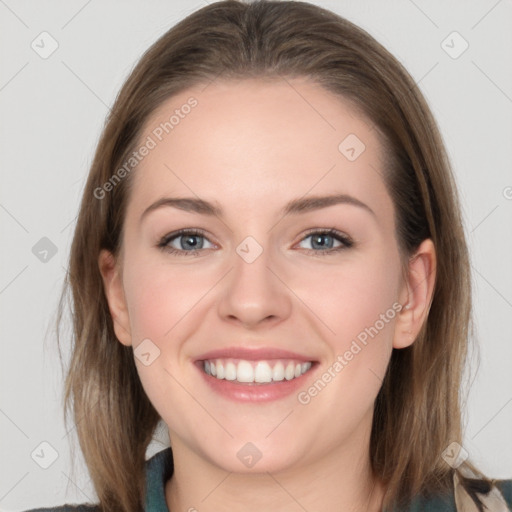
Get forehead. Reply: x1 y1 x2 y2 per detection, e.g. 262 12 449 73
128 77 391 220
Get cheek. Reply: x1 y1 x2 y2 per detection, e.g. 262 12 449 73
123 254 210 343
292 249 402 351
291 253 400 432
121 254 209 426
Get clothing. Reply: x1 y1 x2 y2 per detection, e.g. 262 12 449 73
23 447 512 511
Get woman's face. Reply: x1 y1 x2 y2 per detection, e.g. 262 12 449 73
100 78 428 473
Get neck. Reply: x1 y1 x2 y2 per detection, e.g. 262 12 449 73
165 431 384 512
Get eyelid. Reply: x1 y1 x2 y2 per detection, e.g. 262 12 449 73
297 227 352 241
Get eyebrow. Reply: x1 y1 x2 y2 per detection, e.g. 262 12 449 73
140 193 375 223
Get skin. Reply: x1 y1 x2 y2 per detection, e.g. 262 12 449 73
99 77 436 512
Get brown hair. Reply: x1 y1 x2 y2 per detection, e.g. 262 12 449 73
57 0 487 510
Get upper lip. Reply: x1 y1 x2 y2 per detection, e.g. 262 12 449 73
196 347 315 362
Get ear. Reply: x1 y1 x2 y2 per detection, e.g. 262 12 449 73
98 249 132 346
393 239 436 349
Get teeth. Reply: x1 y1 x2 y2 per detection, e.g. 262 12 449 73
237 361 254 383
225 361 237 381
272 362 285 381
216 361 225 379
254 361 272 383
203 358 312 384
285 362 295 380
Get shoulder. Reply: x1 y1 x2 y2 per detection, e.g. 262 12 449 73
392 479 512 512
20 448 173 512
405 478 512 512
495 479 512 506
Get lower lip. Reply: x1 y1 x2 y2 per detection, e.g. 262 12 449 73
196 362 316 402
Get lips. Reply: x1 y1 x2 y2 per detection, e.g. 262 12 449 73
195 347 317 402
197 347 314 362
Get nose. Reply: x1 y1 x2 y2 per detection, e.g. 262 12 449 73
217 242 292 330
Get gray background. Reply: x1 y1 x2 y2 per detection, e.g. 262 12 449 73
1 0 511 510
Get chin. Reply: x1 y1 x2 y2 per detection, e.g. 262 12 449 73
196 435 307 474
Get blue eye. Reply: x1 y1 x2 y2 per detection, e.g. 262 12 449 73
297 229 353 254
158 229 214 256
158 228 353 257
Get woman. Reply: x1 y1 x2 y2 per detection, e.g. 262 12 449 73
25 1 512 511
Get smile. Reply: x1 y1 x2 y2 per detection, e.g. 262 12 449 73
203 358 313 384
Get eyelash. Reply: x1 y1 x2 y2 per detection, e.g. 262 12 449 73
157 228 354 257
